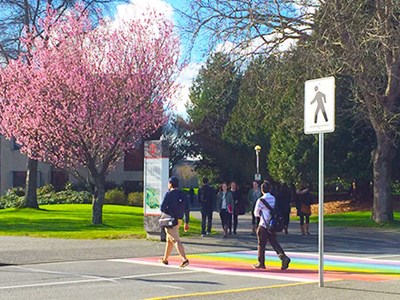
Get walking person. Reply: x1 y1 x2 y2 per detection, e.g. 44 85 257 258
274 183 292 234
248 180 261 235
296 182 312 235
198 177 215 237
188 187 195 207
160 176 190 268
216 182 234 238
230 181 243 235
253 182 291 270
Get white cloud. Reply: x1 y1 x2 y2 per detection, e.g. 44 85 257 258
172 62 202 118
113 0 174 22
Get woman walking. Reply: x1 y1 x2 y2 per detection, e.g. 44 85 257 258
229 181 242 235
216 182 234 238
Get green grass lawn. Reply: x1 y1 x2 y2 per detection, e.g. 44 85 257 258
0 204 202 239
1 204 398 239
310 211 400 230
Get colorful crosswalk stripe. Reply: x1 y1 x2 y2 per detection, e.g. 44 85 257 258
112 251 400 283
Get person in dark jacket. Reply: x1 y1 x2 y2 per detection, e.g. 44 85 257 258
160 176 190 268
296 182 312 235
274 183 292 234
230 181 242 235
197 177 215 236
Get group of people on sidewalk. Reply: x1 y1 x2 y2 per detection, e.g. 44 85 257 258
198 178 249 237
198 178 313 238
158 176 313 271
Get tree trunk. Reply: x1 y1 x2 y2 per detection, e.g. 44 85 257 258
92 175 105 225
24 158 39 209
371 129 395 223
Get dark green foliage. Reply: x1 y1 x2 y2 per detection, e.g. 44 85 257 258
127 192 144 207
186 52 252 183
0 187 92 208
38 190 92 205
162 116 194 170
104 188 127 205
37 184 55 195
0 188 25 208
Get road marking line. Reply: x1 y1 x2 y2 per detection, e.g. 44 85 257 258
0 268 201 290
367 255 400 259
157 285 186 290
9 266 118 282
144 281 321 300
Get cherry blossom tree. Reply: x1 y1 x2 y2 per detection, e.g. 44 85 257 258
0 4 180 225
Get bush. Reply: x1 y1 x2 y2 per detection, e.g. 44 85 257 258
11 187 25 197
37 184 55 195
0 188 25 209
127 192 143 207
0 186 92 208
392 180 400 195
104 188 127 205
38 190 92 205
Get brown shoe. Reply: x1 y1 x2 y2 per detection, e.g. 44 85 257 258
159 259 168 265
180 259 189 268
253 263 266 269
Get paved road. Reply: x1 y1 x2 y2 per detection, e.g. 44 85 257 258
0 212 399 299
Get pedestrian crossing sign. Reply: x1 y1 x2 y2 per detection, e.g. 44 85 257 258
304 76 335 134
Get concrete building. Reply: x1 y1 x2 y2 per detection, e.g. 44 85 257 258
0 136 144 195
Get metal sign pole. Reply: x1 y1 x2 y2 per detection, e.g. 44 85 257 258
304 76 334 288
318 132 324 287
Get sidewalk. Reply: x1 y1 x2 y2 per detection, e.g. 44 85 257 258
1 212 399 265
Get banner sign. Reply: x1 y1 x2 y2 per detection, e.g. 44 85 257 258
143 140 169 216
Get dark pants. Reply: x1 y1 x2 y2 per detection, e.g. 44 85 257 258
232 213 239 233
283 212 290 226
227 213 233 233
299 214 310 225
201 210 213 234
219 210 230 229
256 225 284 266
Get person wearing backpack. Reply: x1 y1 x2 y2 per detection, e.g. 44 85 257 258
198 177 215 237
253 182 291 270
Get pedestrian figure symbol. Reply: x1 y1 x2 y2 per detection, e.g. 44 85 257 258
310 86 328 123
304 76 335 134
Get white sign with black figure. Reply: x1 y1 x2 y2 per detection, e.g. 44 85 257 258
304 76 335 134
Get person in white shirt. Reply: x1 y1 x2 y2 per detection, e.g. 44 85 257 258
253 182 291 270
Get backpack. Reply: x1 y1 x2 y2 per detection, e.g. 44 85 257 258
260 198 285 232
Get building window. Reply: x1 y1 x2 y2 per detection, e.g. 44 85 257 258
124 147 143 171
13 171 27 188
51 171 69 191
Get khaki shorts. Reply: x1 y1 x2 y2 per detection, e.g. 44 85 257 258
165 219 182 243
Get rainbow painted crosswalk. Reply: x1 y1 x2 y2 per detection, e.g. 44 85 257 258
113 251 400 283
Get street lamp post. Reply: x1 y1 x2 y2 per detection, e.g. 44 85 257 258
254 145 261 181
